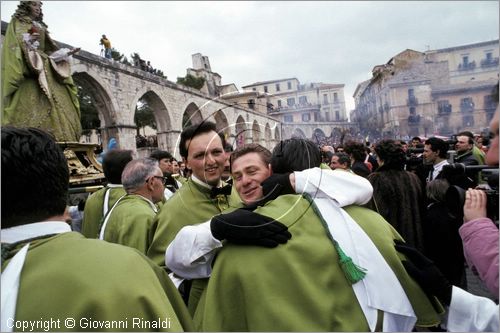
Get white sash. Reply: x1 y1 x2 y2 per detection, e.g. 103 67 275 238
314 198 417 332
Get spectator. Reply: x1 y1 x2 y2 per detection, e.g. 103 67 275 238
422 179 466 288
330 152 351 171
99 34 112 59
367 139 425 252
344 140 371 178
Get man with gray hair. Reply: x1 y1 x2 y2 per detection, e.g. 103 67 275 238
99 158 166 254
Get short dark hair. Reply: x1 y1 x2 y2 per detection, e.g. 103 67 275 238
150 150 173 161
343 141 367 162
179 121 218 159
230 144 271 173
332 152 351 168
456 132 474 144
102 149 133 184
411 136 422 142
271 138 321 173
425 137 448 158
2 127 69 227
374 139 405 170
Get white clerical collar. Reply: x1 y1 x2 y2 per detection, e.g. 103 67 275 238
1 221 71 244
106 183 123 188
433 159 449 171
130 194 158 213
191 174 222 189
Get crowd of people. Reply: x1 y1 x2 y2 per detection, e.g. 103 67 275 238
2 104 499 331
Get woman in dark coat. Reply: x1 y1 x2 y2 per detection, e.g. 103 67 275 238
368 140 426 252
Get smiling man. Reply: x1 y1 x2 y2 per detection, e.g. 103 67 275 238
146 121 241 313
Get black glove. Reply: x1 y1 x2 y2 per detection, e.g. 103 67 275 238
394 239 452 305
258 173 294 204
211 209 292 248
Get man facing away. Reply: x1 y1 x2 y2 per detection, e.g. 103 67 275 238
168 139 443 331
0 127 193 331
82 149 132 238
99 158 166 254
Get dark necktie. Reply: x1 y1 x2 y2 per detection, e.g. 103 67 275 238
427 168 434 182
210 184 232 198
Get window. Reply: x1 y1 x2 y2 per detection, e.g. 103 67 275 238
333 92 338 103
486 52 492 61
284 115 293 123
460 97 474 112
325 112 330 121
323 94 328 105
252 87 256 91
277 100 282 108
408 88 415 97
409 107 416 115
302 113 311 122
462 115 474 127
287 81 292 90
248 99 255 110
335 111 340 121
314 112 320 121
299 96 308 104
264 86 268 93
287 98 295 107
462 55 469 66
276 83 280 92
438 100 452 115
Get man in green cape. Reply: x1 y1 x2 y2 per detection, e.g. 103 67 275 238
188 139 444 331
147 121 288 314
1 127 193 332
82 149 132 238
100 158 166 254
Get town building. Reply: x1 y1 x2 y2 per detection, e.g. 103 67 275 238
351 40 499 140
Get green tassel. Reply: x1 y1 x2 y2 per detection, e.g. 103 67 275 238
302 193 367 285
333 240 367 284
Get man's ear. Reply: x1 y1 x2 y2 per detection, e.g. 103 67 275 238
268 163 273 176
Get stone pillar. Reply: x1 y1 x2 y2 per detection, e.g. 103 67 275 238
100 125 137 152
161 130 182 158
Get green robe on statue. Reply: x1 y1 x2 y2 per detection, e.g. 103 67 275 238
194 194 443 331
1 16 81 142
82 186 126 239
102 194 158 255
2 232 194 332
147 178 241 315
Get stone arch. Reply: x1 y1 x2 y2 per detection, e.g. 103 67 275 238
274 126 281 142
210 109 231 141
252 120 262 145
182 102 203 128
72 71 117 145
265 123 272 148
234 115 248 148
292 128 306 139
312 128 327 144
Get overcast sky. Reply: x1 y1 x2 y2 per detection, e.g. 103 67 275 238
1 1 498 111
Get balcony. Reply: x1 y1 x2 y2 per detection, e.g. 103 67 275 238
460 101 475 113
272 103 321 113
458 61 476 71
407 96 418 106
438 104 452 115
480 57 499 68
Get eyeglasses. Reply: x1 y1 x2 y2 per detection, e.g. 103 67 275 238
150 176 167 185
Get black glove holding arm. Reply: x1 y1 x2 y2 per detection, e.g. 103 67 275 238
394 239 452 306
211 209 292 248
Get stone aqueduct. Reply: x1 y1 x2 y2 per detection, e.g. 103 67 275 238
1 20 353 156
69 49 281 156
